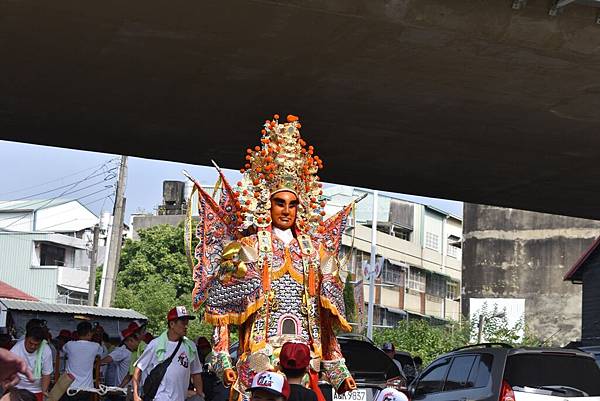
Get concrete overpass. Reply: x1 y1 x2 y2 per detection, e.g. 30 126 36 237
2 0 600 219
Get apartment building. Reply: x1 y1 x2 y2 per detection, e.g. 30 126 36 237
324 186 462 326
0 199 99 304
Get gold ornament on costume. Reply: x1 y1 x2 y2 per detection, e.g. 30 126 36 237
235 114 327 235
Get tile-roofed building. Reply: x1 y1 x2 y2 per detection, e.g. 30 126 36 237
0 281 38 301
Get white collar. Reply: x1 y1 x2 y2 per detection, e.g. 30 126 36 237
272 227 294 245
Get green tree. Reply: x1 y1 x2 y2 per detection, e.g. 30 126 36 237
113 223 213 340
343 273 356 323
373 319 470 365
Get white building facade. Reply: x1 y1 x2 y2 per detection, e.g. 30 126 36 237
0 199 100 304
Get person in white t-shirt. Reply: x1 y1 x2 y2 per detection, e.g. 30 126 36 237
63 322 103 401
101 323 141 400
7 326 53 401
132 306 203 401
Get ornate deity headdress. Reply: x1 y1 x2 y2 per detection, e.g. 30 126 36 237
234 114 326 235
187 114 356 309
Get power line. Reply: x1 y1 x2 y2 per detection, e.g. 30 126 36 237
2 162 115 229
0 158 119 197
2 169 117 203
0 185 115 226
0 178 115 221
0 192 115 243
0 191 115 236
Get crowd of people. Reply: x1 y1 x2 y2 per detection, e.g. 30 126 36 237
0 306 213 401
0 306 415 401
0 305 352 401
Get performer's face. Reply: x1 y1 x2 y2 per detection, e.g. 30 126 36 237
270 191 298 230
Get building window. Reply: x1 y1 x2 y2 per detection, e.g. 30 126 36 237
408 268 426 292
447 243 460 258
446 281 459 300
40 244 66 266
427 274 445 298
425 232 440 251
382 261 405 286
393 227 412 241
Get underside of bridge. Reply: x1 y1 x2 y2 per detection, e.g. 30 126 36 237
2 0 600 219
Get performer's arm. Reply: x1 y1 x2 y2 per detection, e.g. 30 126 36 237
212 325 237 385
321 309 356 393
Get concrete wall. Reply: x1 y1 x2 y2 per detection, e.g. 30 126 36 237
462 204 600 345
131 214 186 240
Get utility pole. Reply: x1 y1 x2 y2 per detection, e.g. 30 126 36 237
87 224 100 306
367 190 378 340
100 155 128 307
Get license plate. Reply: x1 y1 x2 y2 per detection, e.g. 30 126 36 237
333 389 367 401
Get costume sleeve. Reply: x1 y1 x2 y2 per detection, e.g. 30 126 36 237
320 309 352 393
207 325 233 382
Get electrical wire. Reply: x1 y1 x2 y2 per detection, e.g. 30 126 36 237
0 157 119 197
1 169 117 203
0 181 115 224
0 192 115 239
2 162 116 229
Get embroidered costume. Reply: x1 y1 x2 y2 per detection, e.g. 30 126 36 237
186 114 357 399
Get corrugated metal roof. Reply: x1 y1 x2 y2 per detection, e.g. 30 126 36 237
0 298 147 320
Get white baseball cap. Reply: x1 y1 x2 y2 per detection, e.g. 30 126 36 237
248 371 290 400
375 388 409 401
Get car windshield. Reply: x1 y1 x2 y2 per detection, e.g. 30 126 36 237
504 353 600 396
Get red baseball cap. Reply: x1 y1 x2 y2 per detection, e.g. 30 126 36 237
121 323 140 340
248 371 290 400
279 342 310 370
166 306 196 321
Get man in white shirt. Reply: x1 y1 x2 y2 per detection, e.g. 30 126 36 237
63 322 103 401
132 306 203 401
8 326 53 401
101 323 141 400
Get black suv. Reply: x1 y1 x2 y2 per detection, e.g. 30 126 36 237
409 343 600 401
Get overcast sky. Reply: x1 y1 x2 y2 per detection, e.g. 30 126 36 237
0 140 463 222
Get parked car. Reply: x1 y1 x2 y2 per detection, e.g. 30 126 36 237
409 343 600 401
565 344 600 368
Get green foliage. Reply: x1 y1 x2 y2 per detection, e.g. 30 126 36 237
373 308 543 365
113 223 213 340
343 273 356 323
118 224 192 298
470 303 543 346
373 319 469 365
